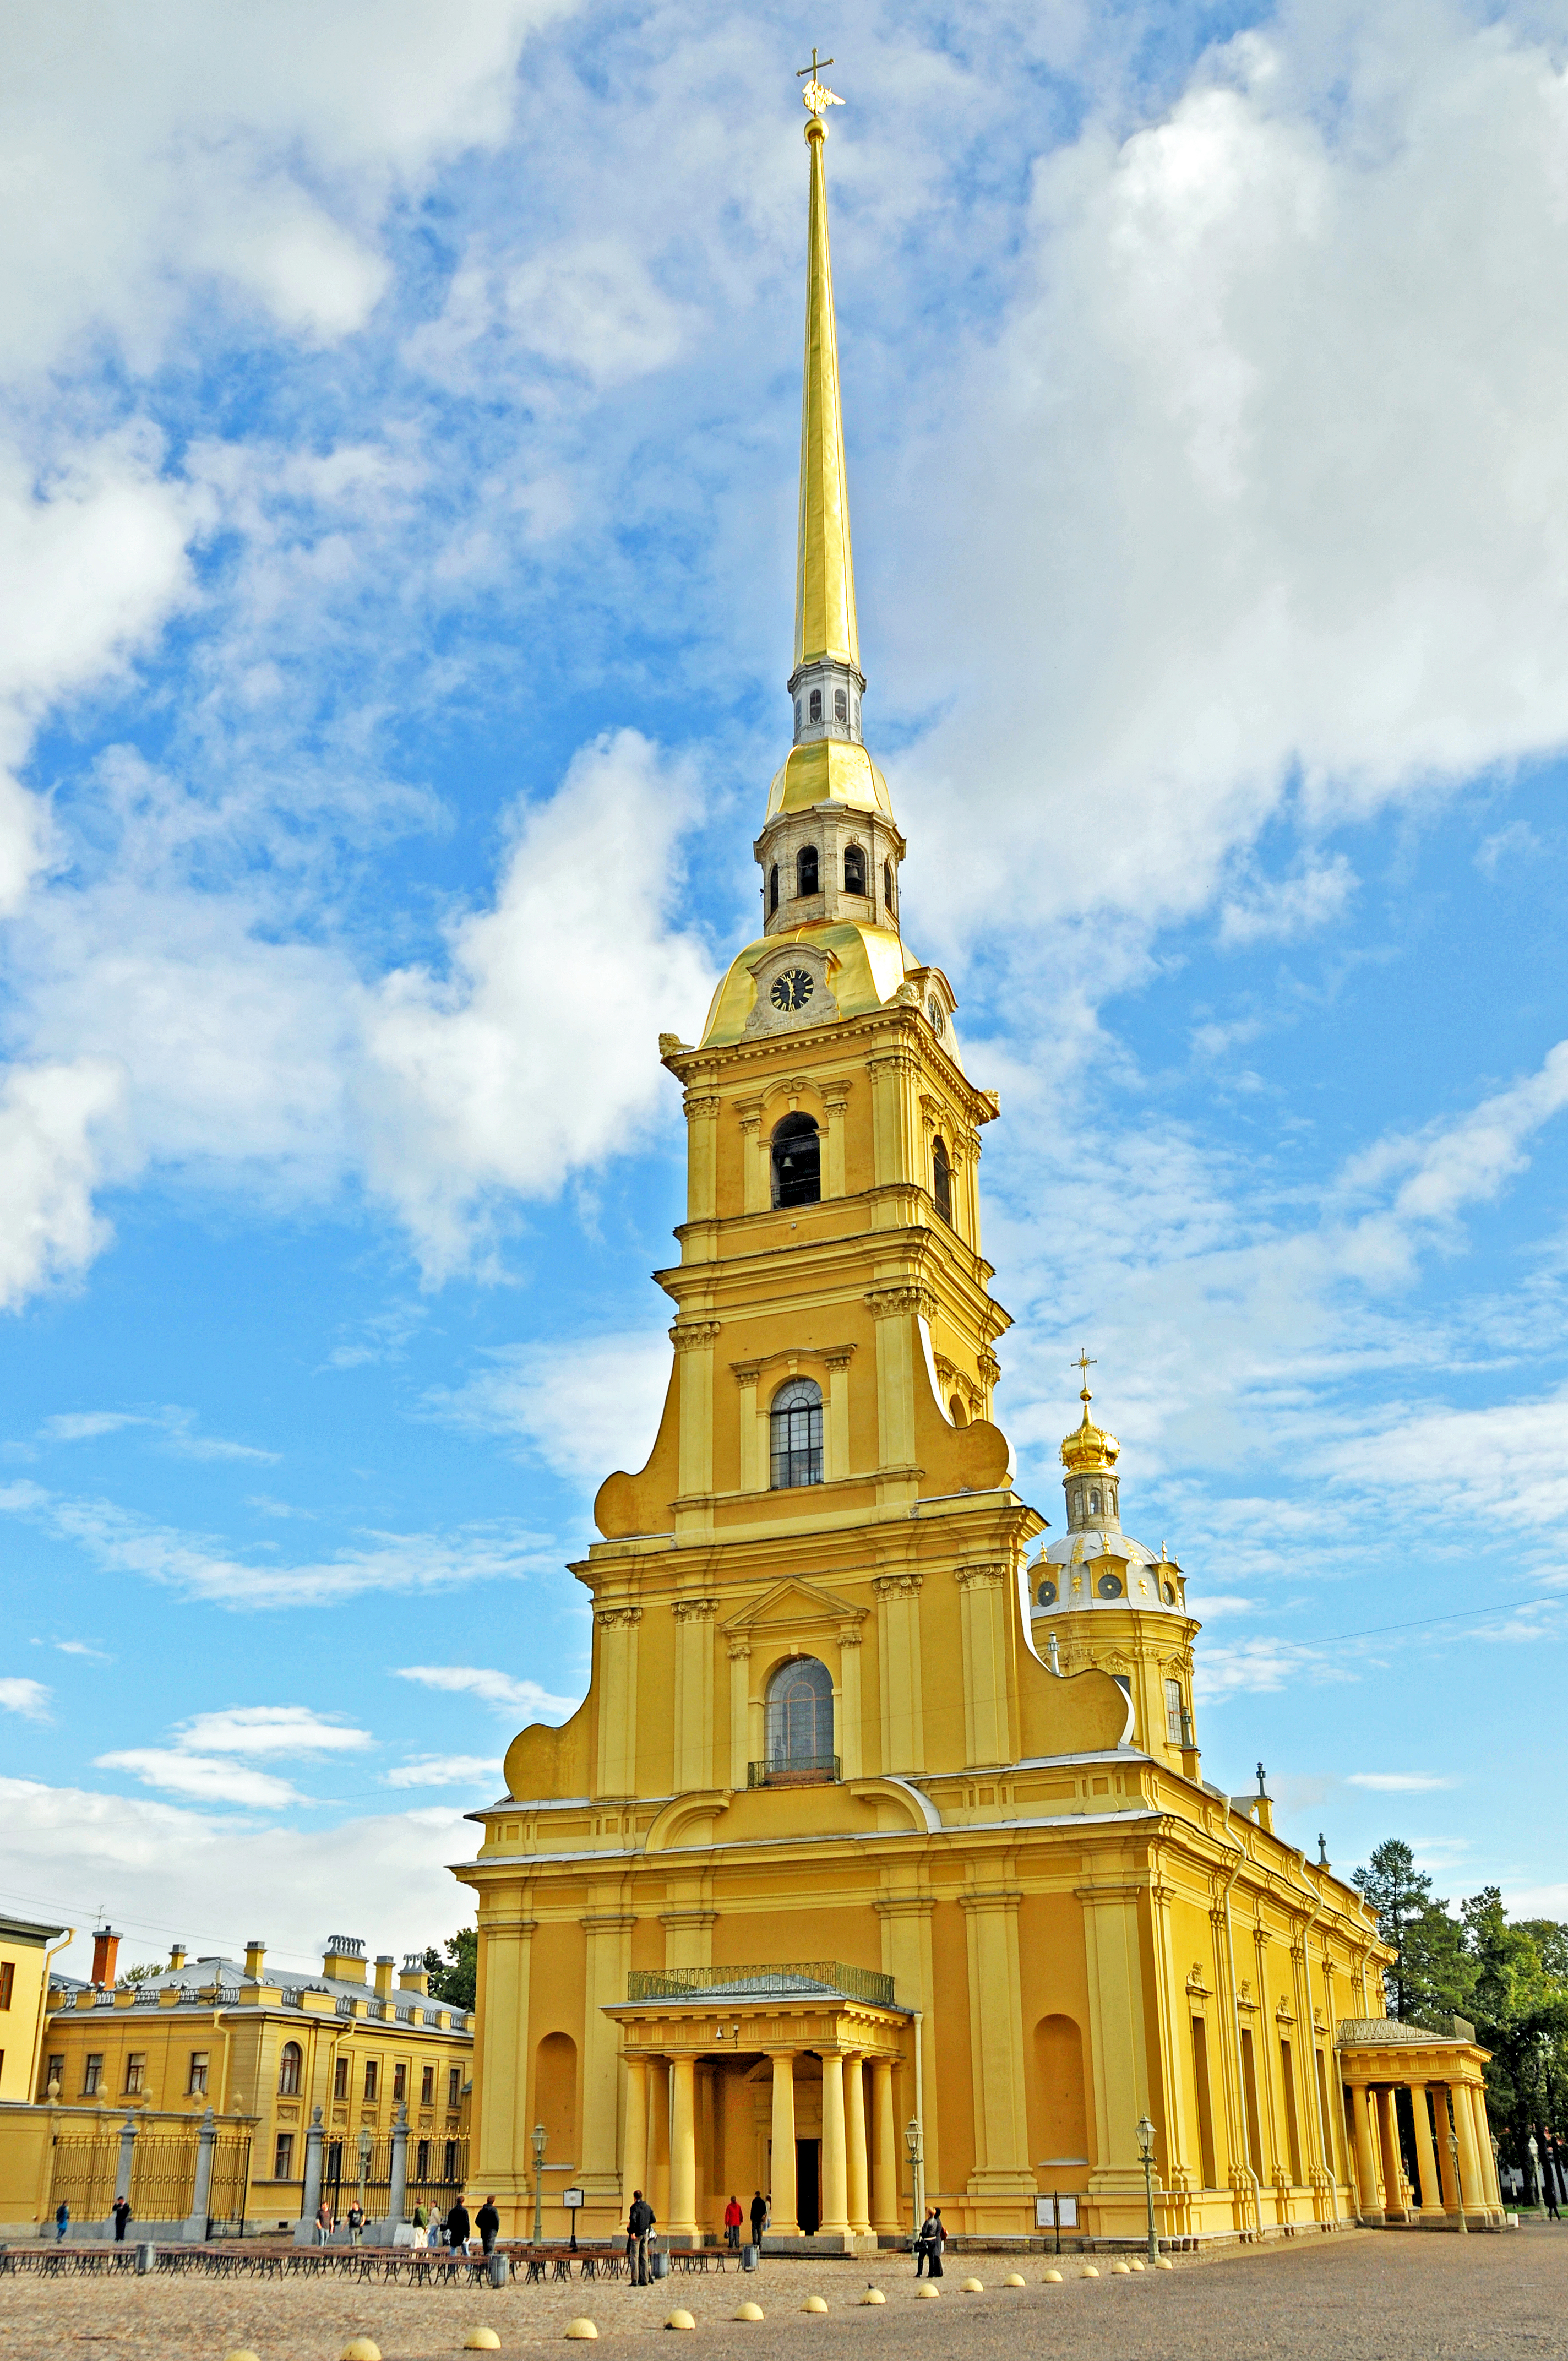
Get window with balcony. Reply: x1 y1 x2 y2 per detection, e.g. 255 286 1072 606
758 1654 836 1783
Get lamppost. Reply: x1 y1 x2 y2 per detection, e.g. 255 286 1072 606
532 2123 548 2245
1528 2132 1542 2214
905 2117 924 2242
1450 2126 1468 2235
1136 2114 1158 2265
356 2127 372 2239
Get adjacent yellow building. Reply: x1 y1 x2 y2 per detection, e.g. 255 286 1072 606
455 73 1506 2251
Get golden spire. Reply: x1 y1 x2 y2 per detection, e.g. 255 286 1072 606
1060 1348 1120 1475
793 56 860 681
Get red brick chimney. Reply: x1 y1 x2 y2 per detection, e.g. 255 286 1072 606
91 1927 121 1987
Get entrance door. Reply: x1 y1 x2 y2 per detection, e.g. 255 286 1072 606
796 2139 820 2235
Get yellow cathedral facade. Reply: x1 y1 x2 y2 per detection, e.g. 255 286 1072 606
454 74 1506 2251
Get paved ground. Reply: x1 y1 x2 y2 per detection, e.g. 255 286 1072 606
1 2230 1565 2360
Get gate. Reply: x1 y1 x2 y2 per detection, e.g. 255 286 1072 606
205 2133 251 2236
48 2134 120 2221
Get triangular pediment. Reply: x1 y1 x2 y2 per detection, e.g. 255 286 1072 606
724 1575 864 1634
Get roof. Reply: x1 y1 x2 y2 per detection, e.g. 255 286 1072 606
49 1954 471 2032
0 1913 68 1945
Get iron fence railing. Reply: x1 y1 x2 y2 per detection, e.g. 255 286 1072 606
46 2129 250 2231
626 1961 895 2007
747 1754 839 1787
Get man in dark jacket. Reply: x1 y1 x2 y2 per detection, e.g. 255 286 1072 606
627 2188 655 2284
111 2196 132 2242
445 2195 472 2254
749 2190 767 2246
476 2195 500 2255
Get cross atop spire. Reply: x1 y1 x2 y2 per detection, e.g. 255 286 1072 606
1073 1348 1097 1407
797 48 844 115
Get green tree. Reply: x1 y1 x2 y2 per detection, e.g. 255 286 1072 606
422 1928 477 2012
1352 1839 1433 2017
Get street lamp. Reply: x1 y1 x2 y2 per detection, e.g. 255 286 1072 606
905 2117 924 2240
356 2127 373 2238
1136 2115 1158 2265
1528 2132 1542 2214
532 2123 548 2245
1450 2128 1467 2235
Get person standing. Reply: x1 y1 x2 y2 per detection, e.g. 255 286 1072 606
724 2195 743 2250
55 2200 69 2243
476 2195 500 2255
749 2190 767 2248
913 2208 935 2276
928 2208 946 2278
316 2198 334 2244
627 2187 655 2284
445 2193 471 2256
112 2195 131 2243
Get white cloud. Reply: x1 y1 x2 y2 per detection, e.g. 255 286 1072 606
94 1749 306 1810
0 1060 128 1311
0 1481 555 1610
1193 1636 1350 1701
173 1707 373 1759
393 1666 579 1720
0 1678 51 1720
428 1330 673 1484
1218 854 1356 947
1346 1772 1457 1793
41 1406 277 1462
384 1755 505 1789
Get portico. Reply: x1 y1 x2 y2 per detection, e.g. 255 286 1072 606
603 1970 906 2252
1338 2018 1504 2229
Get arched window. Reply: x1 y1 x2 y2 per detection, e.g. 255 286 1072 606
765 1654 835 1772
949 1394 968 1427
834 688 847 722
277 2041 302 2096
769 864 779 915
809 688 823 722
932 1138 952 1225
770 1377 823 1488
796 844 819 897
771 1113 820 1208
794 699 802 733
843 844 867 896
883 859 894 914
1088 1487 1101 1517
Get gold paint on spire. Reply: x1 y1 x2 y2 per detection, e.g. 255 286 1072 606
1060 1348 1120 1475
793 58 859 678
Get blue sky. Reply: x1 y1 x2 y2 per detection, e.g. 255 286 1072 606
3 0 1567 1980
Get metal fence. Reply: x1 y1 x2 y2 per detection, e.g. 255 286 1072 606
319 2133 467 2221
46 2129 249 2229
627 1961 895 2007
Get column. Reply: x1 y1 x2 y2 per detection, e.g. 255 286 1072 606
669 2055 699 2245
622 2058 649 2207
844 2056 871 2237
1431 2087 1460 2212
825 1350 853 1481
595 1611 642 1797
1375 2086 1404 2219
295 2106 324 2245
181 2109 213 2242
872 1573 924 1774
115 2113 138 2208
870 2058 900 2233
955 1565 1012 1767
820 2052 850 2237
672 1598 717 1793
768 2053 799 2237
1467 2086 1502 2210
581 1912 636 2205
650 2059 671 2224
1451 2079 1484 2221
1350 2085 1383 2222
836 1624 863 1779
388 2103 409 2227
728 1638 753 1789
1408 2081 1442 2216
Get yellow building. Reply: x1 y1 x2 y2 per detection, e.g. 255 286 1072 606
454 74 1508 2250
15 1928 472 2237
0 1913 69 2106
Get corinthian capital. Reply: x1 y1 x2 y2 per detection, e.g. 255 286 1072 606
669 1319 722 1353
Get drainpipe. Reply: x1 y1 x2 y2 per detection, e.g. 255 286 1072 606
911 2009 925 2231
1215 1814 1262 2240
30 1928 75 2101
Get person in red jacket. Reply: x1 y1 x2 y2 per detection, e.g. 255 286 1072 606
724 2195 743 2250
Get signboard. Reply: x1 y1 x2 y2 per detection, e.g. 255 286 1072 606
1035 2194 1078 2228
563 2188 585 2210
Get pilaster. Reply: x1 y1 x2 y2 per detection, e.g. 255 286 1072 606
672 1597 718 1793
580 1911 636 2201
959 1887 1034 2209
595 1609 642 1798
836 1623 864 1779
954 1563 1012 1767
872 1573 924 1774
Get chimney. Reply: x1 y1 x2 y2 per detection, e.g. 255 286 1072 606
398 1953 430 1996
244 1939 266 1982
169 1943 187 1971
373 1954 395 2000
91 1927 121 1987
322 1934 367 1983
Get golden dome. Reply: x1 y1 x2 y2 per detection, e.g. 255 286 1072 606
1059 1359 1119 1476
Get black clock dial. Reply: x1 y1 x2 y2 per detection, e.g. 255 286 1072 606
770 968 814 1014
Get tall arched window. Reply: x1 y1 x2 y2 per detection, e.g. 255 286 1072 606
883 859 895 914
809 688 823 722
765 1654 835 1773
277 2041 302 2096
796 844 819 897
834 688 847 721
843 844 867 896
769 863 779 915
771 1113 820 1207
770 1377 823 1488
932 1137 953 1225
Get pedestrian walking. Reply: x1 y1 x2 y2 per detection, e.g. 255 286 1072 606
627 2187 656 2284
750 2189 767 2247
316 2199 334 2244
725 2195 743 2250
476 2195 500 2254
929 2208 946 2277
112 2195 132 2242
445 2194 472 2256
914 2208 935 2275
346 2200 364 2245
55 2200 69 2243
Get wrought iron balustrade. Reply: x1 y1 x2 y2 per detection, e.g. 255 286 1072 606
627 1960 894 2008
747 1753 839 1787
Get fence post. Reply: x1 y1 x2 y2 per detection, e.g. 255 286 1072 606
296 2106 325 2246
386 2102 409 2237
114 2117 138 2218
182 2108 217 2244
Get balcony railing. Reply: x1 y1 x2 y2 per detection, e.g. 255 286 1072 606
627 1961 895 2008
747 1753 839 1788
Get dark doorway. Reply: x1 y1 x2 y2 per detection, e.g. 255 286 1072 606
796 2139 821 2234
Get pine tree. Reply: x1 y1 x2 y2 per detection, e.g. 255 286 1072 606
1352 1839 1433 2018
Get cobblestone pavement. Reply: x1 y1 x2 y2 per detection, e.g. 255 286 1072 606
1 2231 1565 2361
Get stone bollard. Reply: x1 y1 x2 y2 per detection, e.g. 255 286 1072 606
487 2253 510 2288
741 2244 759 2271
134 2242 157 2274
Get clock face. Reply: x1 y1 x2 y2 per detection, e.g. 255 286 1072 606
770 967 815 1014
